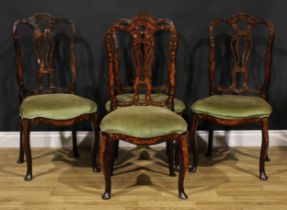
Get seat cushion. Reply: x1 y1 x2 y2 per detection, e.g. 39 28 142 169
105 93 185 113
100 106 187 138
191 95 272 119
20 93 97 120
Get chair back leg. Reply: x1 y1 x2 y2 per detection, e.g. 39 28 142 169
205 123 214 157
167 141 176 176
189 114 199 172
91 118 100 172
72 126 80 157
17 124 24 164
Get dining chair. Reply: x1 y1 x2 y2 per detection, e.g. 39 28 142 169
99 14 189 199
13 13 100 181
189 13 274 180
103 19 186 176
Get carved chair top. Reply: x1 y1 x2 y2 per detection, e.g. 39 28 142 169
13 13 77 100
106 14 178 111
208 13 274 99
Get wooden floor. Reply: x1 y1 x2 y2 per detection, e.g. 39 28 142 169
0 147 287 210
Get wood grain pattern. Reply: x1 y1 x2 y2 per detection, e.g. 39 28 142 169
0 147 287 209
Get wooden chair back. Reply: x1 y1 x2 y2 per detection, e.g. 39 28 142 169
209 13 274 100
13 13 77 101
106 14 178 110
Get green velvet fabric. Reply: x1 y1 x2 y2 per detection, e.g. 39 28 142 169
105 93 185 113
191 95 272 119
20 93 97 120
100 106 187 138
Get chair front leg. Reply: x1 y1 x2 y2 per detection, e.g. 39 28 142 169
72 125 80 157
189 114 199 172
178 133 188 199
259 118 269 180
17 123 24 164
91 117 100 172
101 133 112 199
22 119 32 181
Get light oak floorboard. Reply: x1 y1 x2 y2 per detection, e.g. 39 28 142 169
0 147 286 210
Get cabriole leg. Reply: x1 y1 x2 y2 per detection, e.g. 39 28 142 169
205 123 214 157
178 133 188 199
101 133 112 199
91 116 100 172
167 141 176 176
259 118 269 180
17 123 24 164
22 119 32 181
72 125 80 157
189 114 199 172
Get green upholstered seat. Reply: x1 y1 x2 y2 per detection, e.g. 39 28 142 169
105 93 185 113
100 106 187 138
20 93 97 120
191 95 272 119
